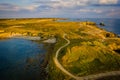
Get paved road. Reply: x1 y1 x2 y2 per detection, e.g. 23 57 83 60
53 34 120 80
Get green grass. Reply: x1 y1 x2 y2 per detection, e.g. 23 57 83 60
0 18 120 80
62 44 120 76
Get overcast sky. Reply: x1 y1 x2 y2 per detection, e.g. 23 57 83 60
0 0 120 18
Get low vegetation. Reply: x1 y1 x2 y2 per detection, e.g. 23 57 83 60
0 18 120 80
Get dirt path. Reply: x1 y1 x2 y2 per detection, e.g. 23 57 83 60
53 34 82 80
53 34 120 80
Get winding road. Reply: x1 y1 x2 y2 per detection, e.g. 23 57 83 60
53 34 120 80
53 34 82 80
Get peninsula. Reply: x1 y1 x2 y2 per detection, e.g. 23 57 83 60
0 18 120 80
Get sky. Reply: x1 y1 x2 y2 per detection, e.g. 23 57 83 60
0 0 120 18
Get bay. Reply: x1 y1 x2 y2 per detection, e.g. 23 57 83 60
0 39 47 80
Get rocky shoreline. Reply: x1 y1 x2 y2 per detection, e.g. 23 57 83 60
11 36 41 40
0 34 57 43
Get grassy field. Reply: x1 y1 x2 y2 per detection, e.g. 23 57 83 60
0 18 120 80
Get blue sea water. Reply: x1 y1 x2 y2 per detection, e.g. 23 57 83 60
0 39 46 80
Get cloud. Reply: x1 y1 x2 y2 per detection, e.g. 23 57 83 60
0 0 120 18
23 5 39 11
0 3 40 11
107 8 120 17
33 0 120 12
34 0 119 8
78 8 102 13
0 3 20 11
99 0 118 4
34 0 60 3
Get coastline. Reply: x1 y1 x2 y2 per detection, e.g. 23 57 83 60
0 18 120 80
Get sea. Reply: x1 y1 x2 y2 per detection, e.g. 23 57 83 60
0 39 47 80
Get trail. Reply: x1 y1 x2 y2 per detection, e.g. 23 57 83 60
53 34 82 80
53 34 120 80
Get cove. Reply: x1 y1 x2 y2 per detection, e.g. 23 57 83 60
0 38 47 80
